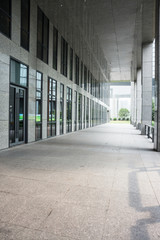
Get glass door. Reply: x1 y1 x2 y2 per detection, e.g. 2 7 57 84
9 86 26 146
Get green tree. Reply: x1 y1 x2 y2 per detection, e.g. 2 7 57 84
119 108 130 119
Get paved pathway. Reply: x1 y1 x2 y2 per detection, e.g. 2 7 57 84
0 124 160 240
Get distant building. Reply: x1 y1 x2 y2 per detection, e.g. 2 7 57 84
110 84 131 119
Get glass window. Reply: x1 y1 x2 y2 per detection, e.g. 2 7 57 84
10 59 28 87
95 80 98 98
66 87 72 133
74 91 77 131
78 93 82 130
80 61 83 88
47 78 57 137
37 7 49 64
92 77 95 97
84 65 87 91
35 71 42 140
0 0 11 38
98 82 101 99
21 0 30 50
90 74 93 94
90 99 92 127
86 97 89 128
75 55 79 85
87 70 90 93
60 83 64 135
61 37 68 77
92 100 95 126
70 48 73 81
53 27 58 70
83 96 85 128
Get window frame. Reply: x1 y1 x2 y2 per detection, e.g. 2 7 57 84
66 87 72 133
53 27 58 70
74 90 77 131
0 0 12 38
69 48 73 81
75 54 79 85
47 77 57 137
78 93 82 130
61 37 68 77
84 65 87 91
21 0 30 51
37 7 49 64
35 71 43 141
60 83 64 135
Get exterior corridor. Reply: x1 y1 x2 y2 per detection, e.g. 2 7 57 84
0 124 160 240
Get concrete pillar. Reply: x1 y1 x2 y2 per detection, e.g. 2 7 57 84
136 69 142 129
133 82 137 126
28 69 36 143
141 43 152 135
0 54 9 149
131 81 136 124
117 98 119 119
154 0 160 150
28 0 37 143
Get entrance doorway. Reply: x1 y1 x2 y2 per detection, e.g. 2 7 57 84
9 85 26 146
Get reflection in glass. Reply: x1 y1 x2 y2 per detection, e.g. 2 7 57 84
9 87 15 144
74 91 77 131
78 94 82 130
11 60 28 87
9 86 25 145
60 84 64 135
66 87 72 133
0 0 11 38
19 89 24 142
83 96 85 128
36 100 41 122
86 97 89 128
35 71 42 140
47 78 57 137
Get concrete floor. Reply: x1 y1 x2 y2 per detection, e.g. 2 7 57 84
0 124 160 240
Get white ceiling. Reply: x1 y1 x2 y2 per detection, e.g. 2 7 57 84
37 0 155 82
84 0 155 81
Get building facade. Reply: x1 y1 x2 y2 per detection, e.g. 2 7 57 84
0 0 110 150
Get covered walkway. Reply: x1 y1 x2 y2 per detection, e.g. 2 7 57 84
0 124 160 239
